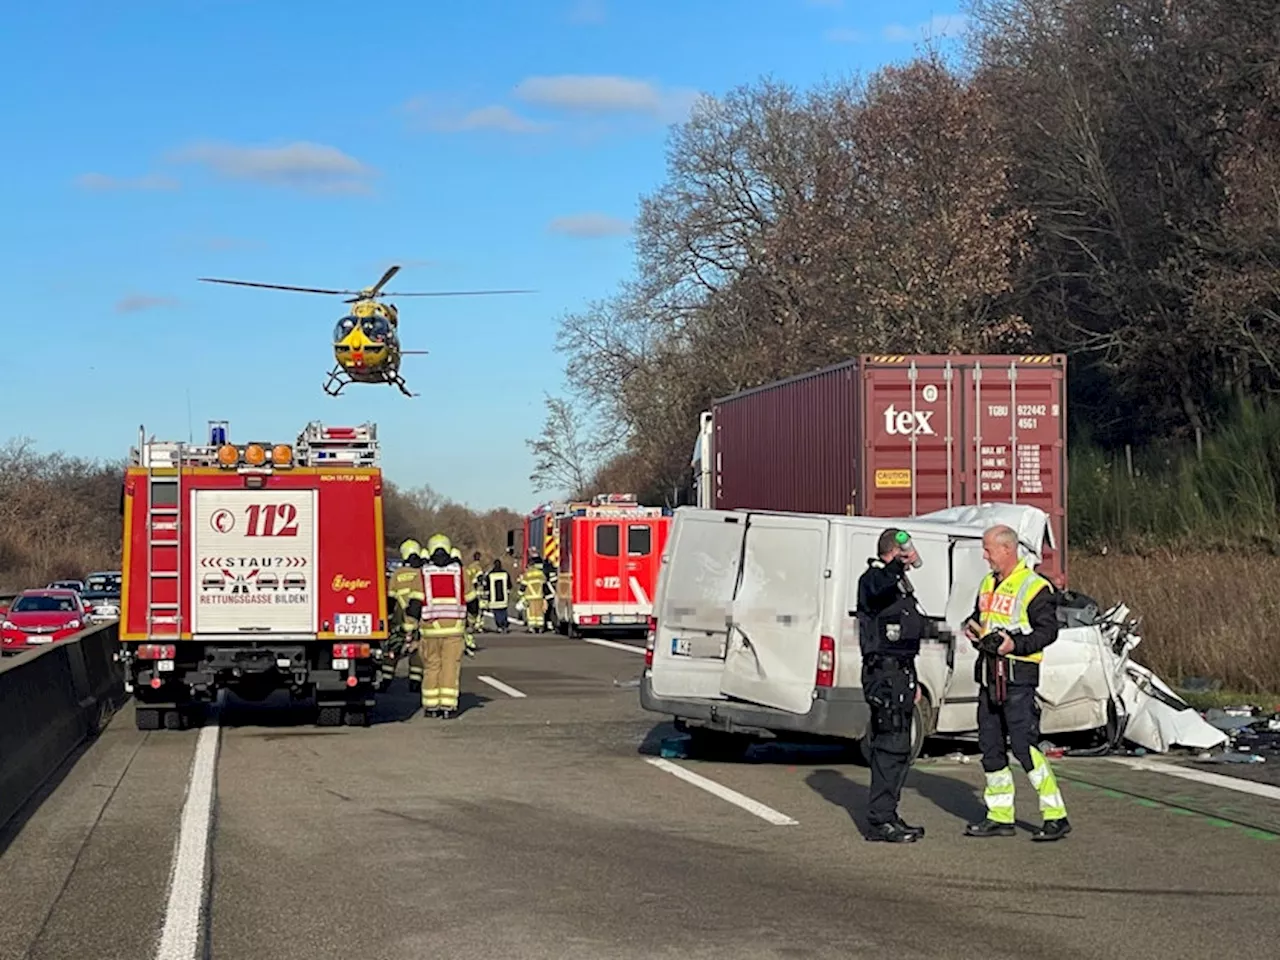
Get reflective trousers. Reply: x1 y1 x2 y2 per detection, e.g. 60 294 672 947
422 630 464 710
524 595 546 629
978 683 1068 823
862 657 915 826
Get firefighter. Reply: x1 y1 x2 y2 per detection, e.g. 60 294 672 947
855 528 927 843
450 546 478 657
385 539 427 692
520 558 549 633
420 533 468 718
464 551 485 635
962 524 1071 841
488 559 511 632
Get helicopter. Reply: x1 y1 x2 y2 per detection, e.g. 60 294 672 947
198 264 532 397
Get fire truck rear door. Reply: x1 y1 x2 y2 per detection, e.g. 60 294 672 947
192 488 318 635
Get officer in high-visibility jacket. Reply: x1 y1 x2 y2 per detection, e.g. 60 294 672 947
520 559 549 632
962 524 1071 841
420 533 468 718
450 546 478 657
487 559 511 632
384 539 427 691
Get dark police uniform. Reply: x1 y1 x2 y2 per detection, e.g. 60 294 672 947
856 554 927 842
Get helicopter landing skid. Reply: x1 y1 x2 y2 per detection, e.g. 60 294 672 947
322 366 418 398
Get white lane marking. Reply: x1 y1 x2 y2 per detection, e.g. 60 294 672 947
477 675 527 699
1108 756 1280 803
156 720 220 960
581 636 645 654
644 757 799 825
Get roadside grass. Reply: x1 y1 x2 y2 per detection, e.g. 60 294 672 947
1071 551 1280 695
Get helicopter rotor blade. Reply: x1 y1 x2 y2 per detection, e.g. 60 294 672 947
199 278 357 296
369 265 401 297
381 289 536 297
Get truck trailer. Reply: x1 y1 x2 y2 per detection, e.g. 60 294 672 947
118 420 388 729
691 354 1069 584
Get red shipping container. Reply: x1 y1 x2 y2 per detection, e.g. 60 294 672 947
711 354 1068 583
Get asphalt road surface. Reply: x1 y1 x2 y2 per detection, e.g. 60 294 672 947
2 629 1279 960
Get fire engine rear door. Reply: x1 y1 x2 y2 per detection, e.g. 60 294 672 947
192 489 318 635
719 513 829 714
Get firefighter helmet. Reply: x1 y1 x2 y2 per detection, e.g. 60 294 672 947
426 533 453 556
450 546 462 561
399 538 422 561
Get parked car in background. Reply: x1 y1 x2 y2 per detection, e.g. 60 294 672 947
1 589 88 655
48 579 86 593
84 571 122 595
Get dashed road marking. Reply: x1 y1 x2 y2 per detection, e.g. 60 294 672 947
644 757 799 825
156 718 219 960
1108 756 1280 803
581 637 645 654
477 675 528 698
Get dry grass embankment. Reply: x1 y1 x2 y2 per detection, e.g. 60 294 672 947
1070 551 1280 695
0 439 524 594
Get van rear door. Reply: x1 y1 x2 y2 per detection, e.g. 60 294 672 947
719 513 829 714
649 510 746 702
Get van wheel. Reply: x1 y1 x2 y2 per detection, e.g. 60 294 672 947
857 697 932 765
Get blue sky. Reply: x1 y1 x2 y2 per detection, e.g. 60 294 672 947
0 0 967 513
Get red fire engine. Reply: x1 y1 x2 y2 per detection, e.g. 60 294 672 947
551 494 671 636
118 420 388 730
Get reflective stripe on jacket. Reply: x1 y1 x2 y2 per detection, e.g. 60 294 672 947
977 559 1051 664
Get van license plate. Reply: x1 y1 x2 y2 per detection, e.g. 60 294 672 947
671 637 691 656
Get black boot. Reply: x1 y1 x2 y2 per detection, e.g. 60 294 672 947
866 821 920 843
964 818 1015 838
1031 818 1071 841
894 817 925 838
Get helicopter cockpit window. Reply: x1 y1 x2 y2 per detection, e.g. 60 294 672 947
333 316 358 341
360 315 390 342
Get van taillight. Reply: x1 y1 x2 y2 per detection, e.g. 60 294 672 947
815 635 835 687
644 616 656 667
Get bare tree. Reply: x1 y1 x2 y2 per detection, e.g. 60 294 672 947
526 394 609 497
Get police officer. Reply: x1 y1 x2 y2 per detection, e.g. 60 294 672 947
856 528 927 843
962 524 1071 841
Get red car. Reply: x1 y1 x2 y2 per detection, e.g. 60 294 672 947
1 588 87 655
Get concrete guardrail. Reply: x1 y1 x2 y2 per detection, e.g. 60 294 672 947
0 622 126 831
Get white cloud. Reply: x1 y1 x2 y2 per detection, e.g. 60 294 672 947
116 294 179 313
515 75 698 121
406 75 705 138
548 213 632 237
883 13 969 42
824 26 864 42
74 172 179 191
568 0 606 23
166 140 376 193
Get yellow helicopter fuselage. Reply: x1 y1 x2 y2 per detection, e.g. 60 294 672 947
333 298 402 381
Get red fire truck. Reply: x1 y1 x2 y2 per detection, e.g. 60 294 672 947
552 495 671 636
118 420 388 730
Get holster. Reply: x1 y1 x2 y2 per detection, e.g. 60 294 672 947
862 657 914 732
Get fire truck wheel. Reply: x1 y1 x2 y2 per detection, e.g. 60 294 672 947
135 707 160 731
317 705 344 727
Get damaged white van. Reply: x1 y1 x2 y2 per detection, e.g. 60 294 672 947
639 504 1067 758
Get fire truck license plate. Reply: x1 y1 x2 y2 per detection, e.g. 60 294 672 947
334 614 372 635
